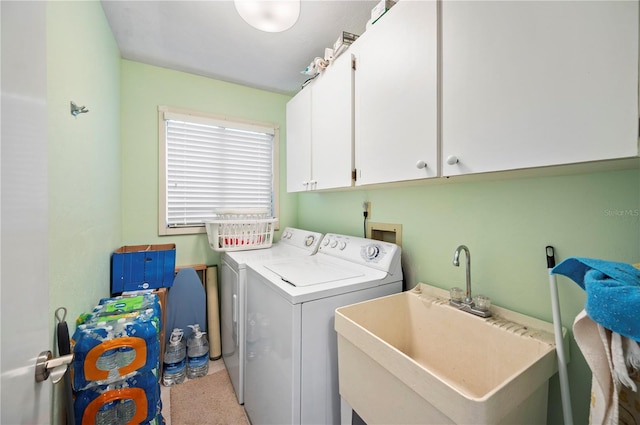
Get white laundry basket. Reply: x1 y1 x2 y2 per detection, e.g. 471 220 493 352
205 209 276 252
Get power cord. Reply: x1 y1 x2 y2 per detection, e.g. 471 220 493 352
363 209 368 238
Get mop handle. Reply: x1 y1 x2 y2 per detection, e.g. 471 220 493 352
546 246 574 425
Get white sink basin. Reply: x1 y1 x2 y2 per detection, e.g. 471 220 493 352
335 283 563 425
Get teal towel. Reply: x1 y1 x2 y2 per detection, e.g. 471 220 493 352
552 257 640 342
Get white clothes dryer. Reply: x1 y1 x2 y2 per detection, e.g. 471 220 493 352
244 233 403 425
219 227 323 404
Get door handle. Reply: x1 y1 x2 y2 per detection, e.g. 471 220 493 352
232 293 237 324
232 293 238 345
35 350 73 384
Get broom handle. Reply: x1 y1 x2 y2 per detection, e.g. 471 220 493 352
546 246 573 425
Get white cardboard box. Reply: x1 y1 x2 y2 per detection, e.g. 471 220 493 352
371 0 397 24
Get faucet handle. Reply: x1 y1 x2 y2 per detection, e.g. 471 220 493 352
449 287 464 302
473 295 491 311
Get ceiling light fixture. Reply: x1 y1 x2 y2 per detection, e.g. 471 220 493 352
234 0 300 33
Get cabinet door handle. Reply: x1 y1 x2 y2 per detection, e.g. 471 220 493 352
416 160 427 169
446 155 459 165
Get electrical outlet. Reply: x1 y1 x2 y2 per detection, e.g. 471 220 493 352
362 201 371 218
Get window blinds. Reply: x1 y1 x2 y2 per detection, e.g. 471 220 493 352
164 113 274 227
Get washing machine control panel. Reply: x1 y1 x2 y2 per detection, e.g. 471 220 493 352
318 233 399 271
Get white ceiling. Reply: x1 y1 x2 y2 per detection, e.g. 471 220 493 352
101 0 377 96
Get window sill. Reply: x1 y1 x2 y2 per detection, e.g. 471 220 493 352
159 225 206 236
159 220 280 237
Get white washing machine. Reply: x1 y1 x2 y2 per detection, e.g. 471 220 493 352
220 227 323 404
244 233 403 425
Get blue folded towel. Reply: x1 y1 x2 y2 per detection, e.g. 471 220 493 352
552 257 640 342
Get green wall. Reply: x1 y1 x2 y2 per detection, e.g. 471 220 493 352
47 1 121 423
119 60 295 267
297 166 640 425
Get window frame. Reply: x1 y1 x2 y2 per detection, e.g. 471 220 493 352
158 105 280 236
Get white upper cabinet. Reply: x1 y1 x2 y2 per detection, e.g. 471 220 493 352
286 86 312 192
354 0 439 185
441 0 639 176
288 0 638 190
311 52 355 191
285 52 354 192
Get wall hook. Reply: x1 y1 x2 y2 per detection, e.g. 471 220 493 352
70 101 89 116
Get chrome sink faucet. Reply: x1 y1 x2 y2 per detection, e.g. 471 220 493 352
450 245 492 318
453 245 472 303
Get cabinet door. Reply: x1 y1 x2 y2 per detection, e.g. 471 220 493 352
286 87 312 192
311 52 355 191
442 1 639 177
354 0 439 185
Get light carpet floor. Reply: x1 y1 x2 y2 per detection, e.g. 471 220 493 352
161 360 249 425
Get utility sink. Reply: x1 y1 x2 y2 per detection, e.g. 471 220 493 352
335 283 564 425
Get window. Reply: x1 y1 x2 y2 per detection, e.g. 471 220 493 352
158 106 279 236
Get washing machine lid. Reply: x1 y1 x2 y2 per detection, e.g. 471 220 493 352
264 260 364 287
